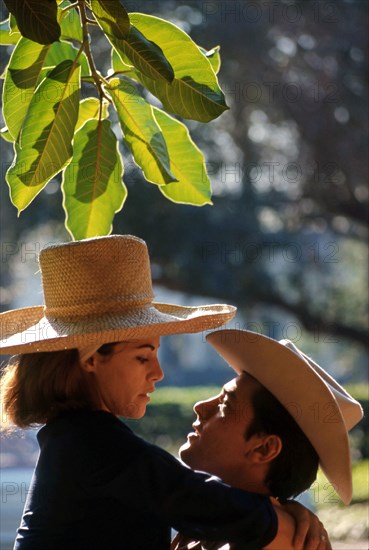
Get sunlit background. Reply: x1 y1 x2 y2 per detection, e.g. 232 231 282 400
1 1 368 548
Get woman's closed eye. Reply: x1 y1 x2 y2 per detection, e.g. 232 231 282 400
136 356 149 364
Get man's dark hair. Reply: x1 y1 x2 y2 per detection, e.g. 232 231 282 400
245 378 319 501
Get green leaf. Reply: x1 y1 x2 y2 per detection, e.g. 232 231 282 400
0 17 21 45
0 126 14 142
153 107 212 206
200 45 221 75
90 0 130 39
128 13 228 122
9 14 18 33
3 0 61 45
62 118 127 239
58 0 83 43
108 78 176 185
110 48 136 78
6 59 80 212
91 1 174 83
75 97 109 131
43 40 90 77
3 38 50 140
121 25 174 82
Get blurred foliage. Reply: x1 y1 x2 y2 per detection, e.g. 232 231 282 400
311 460 369 507
318 503 369 542
123 1 368 350
0 1 368 368
351 460 369 503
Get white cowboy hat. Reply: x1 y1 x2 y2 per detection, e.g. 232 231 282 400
206 329 363 504
0 235 236 355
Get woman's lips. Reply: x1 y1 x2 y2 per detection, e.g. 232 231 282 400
139 393 150 401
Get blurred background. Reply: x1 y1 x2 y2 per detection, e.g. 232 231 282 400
0 1 368 548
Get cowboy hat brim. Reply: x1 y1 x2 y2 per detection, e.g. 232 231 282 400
1 303 236 355
206 329 363 505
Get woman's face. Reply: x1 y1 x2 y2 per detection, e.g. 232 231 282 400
84 337 163 418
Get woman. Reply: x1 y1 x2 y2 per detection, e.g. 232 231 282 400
1 235 328 549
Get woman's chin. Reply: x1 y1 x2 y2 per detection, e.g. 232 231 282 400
118 404 146 419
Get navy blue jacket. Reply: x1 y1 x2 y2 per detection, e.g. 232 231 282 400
15 410 277 549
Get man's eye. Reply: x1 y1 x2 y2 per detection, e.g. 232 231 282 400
137 356 149 364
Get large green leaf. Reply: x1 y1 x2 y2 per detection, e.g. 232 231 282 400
107 78 176 185
3 38 50 140
62 118 127 239
43 40 90 77
75 98 109 131
120 25 174 82
58 0 83 43
153 107 212 205
110 48 137 78
6 59 80 211
91 0 174 83
128 13 228 122
4 0 61 44
90 0 130 39
0 17 21 45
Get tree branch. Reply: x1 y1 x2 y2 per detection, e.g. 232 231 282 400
78 0 111 103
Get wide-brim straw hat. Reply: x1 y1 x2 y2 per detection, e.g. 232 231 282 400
206 329 363 505
0 235 236 355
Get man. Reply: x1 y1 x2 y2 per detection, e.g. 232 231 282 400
172 329 363 550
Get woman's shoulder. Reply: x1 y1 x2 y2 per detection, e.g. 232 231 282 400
39 409 143 448
37 409 152 472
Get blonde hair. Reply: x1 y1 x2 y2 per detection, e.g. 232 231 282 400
0 349 98 430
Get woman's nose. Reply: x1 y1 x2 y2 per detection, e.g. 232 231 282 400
151 357 164 382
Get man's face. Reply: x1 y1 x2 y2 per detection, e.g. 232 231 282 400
179 372 262 485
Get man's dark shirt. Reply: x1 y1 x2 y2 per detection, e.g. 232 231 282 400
14 410 277 549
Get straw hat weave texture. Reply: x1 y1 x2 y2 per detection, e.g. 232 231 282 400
0 236 236 354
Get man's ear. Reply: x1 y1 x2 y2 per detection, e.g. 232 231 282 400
248 434 282 464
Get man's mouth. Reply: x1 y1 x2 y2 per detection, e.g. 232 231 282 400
189 422 201 437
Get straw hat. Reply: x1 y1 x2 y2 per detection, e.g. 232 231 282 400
206 329 363 504
0 235 236 355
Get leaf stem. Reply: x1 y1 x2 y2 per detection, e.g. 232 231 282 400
77 0 111 103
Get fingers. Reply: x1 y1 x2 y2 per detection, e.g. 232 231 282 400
317 530 332 550
292 511 310 548
304 526 332 550
281 500 332 550
282 502 310 548
302 518 323 550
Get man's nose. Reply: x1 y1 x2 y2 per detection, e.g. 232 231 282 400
193 397 218 420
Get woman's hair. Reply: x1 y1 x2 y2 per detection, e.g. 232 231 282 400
0 343 117 430
245 380 319 501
